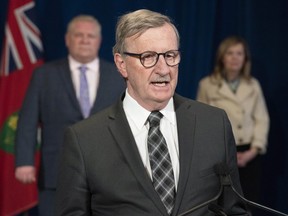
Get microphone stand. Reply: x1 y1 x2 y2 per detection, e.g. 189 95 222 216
217 163 288 216
208 203 227 216
178 162 288 216
229 178 288 216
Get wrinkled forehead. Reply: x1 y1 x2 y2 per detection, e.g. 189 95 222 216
124 24 179 51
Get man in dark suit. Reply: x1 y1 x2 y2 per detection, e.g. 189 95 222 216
14 15 125 216
55 9 249 216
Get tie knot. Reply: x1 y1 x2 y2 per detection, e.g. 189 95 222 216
79 65 88 74
148 111 163 127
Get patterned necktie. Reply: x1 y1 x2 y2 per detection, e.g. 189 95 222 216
147 111 175 215
79 65 90 118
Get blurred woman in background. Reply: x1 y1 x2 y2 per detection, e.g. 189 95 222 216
196 36 270 210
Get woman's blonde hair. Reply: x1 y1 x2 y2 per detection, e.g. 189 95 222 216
211 36 251 82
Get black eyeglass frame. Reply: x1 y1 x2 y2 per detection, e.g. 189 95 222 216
123 50 181 68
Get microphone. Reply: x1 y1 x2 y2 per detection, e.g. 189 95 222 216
208 203 227 216
215 163 288 216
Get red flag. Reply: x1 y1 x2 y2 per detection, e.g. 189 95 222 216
0 0 43 215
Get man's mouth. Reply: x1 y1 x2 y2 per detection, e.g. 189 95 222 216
151 81 169 87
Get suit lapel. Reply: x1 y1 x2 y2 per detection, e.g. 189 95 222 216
58 59 82 113
218 79 254 105
90 59 106 114
236 79 254 102
90 60 102 114
108 100 169 216
218 80 237 102
171 95 196 216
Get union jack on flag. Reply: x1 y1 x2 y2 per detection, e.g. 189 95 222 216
0 0 43 215
0 0 43 76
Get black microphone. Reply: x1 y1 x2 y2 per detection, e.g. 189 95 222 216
208 203 227 216
215 163 288 216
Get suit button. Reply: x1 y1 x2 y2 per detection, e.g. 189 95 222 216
238 125 242 129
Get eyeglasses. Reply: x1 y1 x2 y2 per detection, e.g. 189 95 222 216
123 50 181 68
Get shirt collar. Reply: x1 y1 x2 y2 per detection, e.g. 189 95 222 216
123 90 176 130
68 55 99 72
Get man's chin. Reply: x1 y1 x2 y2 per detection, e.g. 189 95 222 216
152 92 173 102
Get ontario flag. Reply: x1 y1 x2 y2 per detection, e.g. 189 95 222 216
0 0 43 215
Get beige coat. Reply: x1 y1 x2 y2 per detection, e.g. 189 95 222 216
196 76 270 154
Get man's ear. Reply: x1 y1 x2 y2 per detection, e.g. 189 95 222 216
114 53 128 78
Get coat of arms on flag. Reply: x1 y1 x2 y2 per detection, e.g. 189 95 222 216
0 0 43 215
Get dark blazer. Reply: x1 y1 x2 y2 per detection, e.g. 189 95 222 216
15 58 125 188
55 94 248 216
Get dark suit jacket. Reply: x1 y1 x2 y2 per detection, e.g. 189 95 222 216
15 58 125 188
55 94 248 216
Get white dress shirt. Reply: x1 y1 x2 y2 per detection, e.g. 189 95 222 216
69 55 100 106
123 90 179 189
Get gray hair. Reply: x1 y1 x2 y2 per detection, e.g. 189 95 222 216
66 15 102 36
112 9 180 54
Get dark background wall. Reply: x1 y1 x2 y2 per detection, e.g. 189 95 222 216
1 0 288 213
